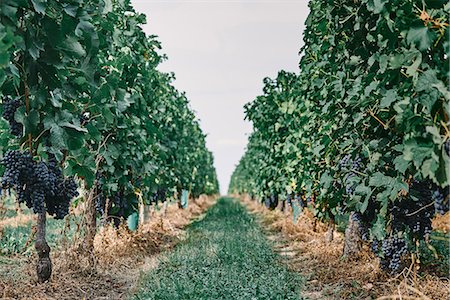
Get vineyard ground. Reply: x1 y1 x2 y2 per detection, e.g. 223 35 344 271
241 196 450 300
132 197 303 299
1 196 448 299
0 196 216 299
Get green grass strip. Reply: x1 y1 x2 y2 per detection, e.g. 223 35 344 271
132 197 303 300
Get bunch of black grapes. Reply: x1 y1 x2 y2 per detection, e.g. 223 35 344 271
94 172 106 215
432 186 449 215
371 236 408 274
95 186 128 227
109 191 128 227
351 212 370 241
390 181 438 240
286 193 292 206
79 112 90 126
151 188 167 204
2 97 23 136
1 151 78 219
379 236 408 273
294 193 307 208
339 155 364 195
95 192 107 216
157 188 167 203
371 180 448 273
264 193 278 210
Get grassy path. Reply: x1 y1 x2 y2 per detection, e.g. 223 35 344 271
132 197 303 300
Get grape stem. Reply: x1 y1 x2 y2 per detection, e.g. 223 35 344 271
404 201 434 217
33 128 50 144
368 109 388 129
350 169 368 177
440 120 450 138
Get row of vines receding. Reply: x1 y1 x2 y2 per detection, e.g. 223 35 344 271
229 0 449 275
0 0 219 282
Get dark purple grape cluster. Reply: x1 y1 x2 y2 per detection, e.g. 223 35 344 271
95 186 129 227
351 157 363 170
2 97 23 136
47 177 79 219
371 239 379 253
380 236 408 273
151 188 167 204
432 188 448 215
2 150 41 212
339 154 351 167
151 190 158 203
351 212 369 241
376 181 449 274
95 192 106 216
94 173 107 216
264 196 271 208
390 181 435 239
263 193 278 210
269 193 278 210
305 196 312 204
339 155 364 196
157 188 167 202
286 193 292 205
1 150 78 218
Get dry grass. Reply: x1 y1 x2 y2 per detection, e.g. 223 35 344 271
0 213 33 230
432 213 450 233
0 195 217 300
241 195 450 300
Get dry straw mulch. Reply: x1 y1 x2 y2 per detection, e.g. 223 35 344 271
0 213 33 231
0 195 216 300
241 195 450 300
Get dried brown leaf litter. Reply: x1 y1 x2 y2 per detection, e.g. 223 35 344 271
241 195 450 300
0 195 216 300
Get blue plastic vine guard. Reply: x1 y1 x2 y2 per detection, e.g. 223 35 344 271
181 189 189 209
292 201 301 224
127 212 139 231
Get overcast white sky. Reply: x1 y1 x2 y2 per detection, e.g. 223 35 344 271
131 0 309 194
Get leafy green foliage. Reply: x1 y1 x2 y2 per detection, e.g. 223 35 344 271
230 0 448 251
0 0 219 219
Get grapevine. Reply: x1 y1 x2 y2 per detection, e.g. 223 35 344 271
229 0 449 275
0 0 219 282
